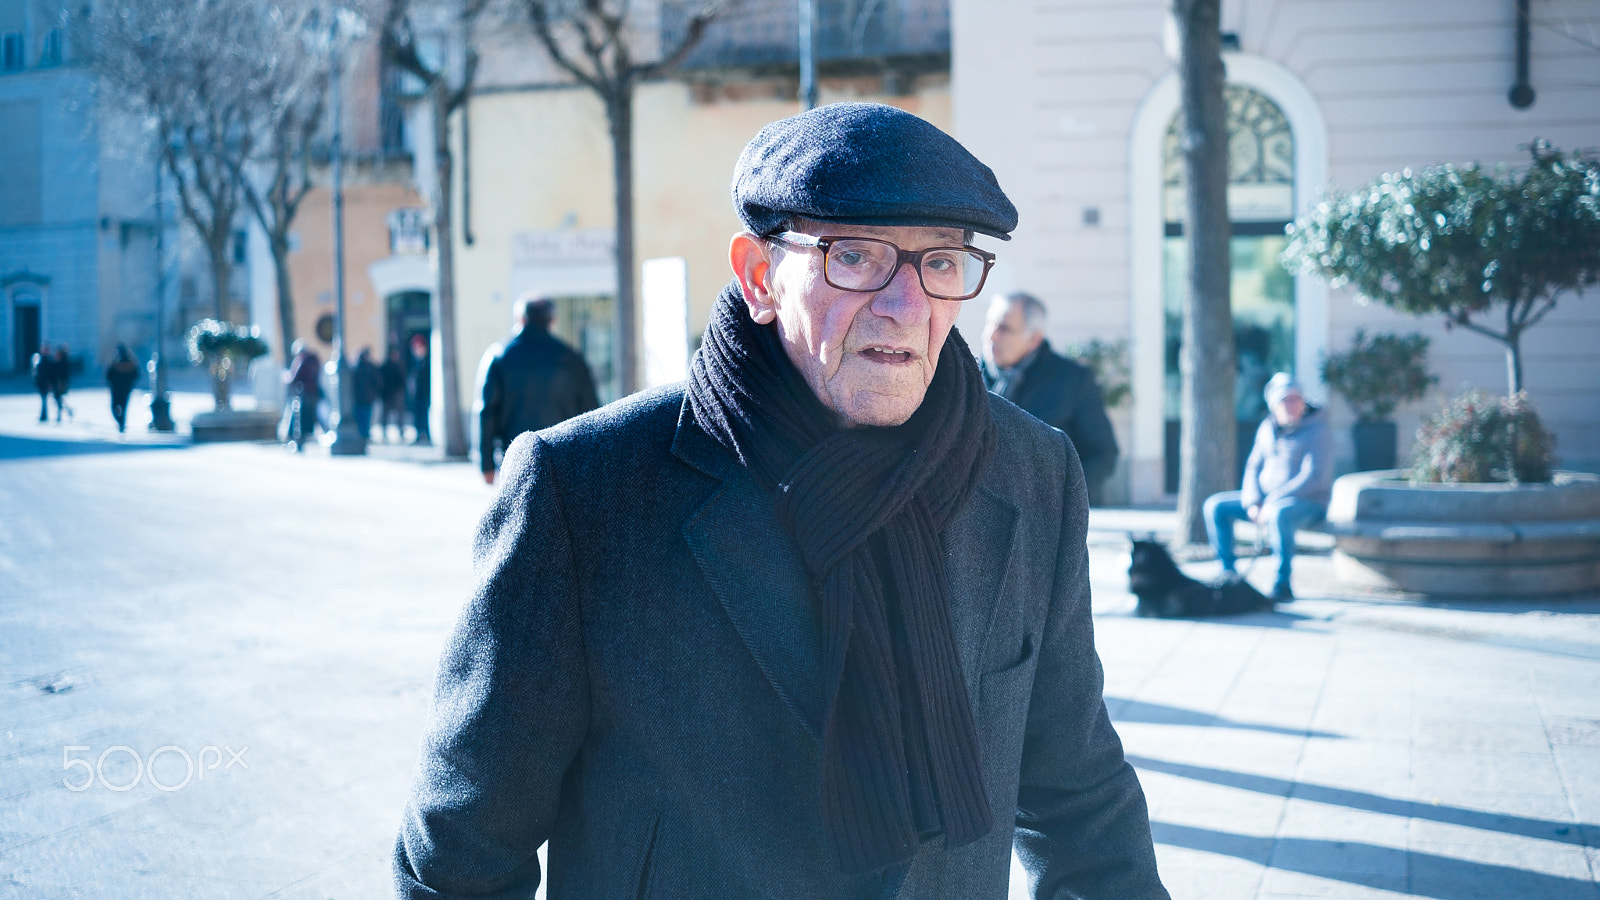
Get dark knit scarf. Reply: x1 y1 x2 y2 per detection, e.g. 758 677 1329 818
688 280 997 873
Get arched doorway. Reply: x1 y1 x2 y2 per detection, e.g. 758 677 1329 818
1127 55 1328 503
1161 84 1297 492
4 274 47 373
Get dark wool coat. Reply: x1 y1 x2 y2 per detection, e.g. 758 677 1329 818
986 342 1119 502
395 386 1168 900
478 329 600 473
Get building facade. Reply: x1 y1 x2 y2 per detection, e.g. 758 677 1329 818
0 0 162 374
952 0 1600 502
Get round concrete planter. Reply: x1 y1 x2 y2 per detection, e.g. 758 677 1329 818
1324 470 1600 596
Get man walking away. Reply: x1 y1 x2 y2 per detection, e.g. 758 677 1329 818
105 344 141 433
982 291 1119 505
478 296 600 484
50 345 73 422
379 347 406 442
352 347 381 441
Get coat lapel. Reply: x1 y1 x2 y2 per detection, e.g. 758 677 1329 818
943 482 1019 697
674 403 828 740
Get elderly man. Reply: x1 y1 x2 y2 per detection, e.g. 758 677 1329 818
982 292 1120 506
1204 373 1335 601
395 103 1168 899
478 295 600 485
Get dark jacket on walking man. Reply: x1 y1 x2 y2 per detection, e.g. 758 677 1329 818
478 296 600 483
105 344 142 433
378 348 406 442
394 103 1167 899
48 345 73 422
408 335 431 445
983 292 1120 505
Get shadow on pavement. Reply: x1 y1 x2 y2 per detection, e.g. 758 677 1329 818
1130 755 1592 846
1152 822 1598 899
1108 698 1342 740
0 433 190 462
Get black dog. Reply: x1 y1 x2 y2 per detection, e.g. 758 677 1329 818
1128 537 1274 618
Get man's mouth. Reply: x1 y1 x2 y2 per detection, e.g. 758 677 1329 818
860 346 914 364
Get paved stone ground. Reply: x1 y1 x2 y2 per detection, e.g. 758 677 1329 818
2 384 1598 899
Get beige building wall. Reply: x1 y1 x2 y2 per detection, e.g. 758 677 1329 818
286 179 427 363
954 0 1600 502
450 76 951 409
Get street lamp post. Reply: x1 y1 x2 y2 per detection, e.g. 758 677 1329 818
327 10 366 456
798 0 817 111
148 155 175 432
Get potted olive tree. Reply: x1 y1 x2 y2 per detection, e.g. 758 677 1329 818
1283 140 1600 395
187 318 270 411
1319 329 1436 471
1284 142 1600 595
186 319 278 442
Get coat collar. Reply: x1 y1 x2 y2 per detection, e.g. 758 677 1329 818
673 396 1020 741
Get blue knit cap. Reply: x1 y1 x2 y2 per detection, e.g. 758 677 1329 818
732 102 1019 241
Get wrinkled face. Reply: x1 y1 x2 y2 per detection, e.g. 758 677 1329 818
733 223 965 428
983 299 1042 370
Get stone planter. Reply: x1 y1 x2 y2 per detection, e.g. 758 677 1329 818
1325 470 1600 596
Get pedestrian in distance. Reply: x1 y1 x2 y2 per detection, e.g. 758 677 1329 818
50 344 73 422
284 340 323 451
982 291 1120 506
352 347 381 441
30 342 53 423
394 102 1169 899
105 344 141 434
1204 372 1335 602
407 334 431 445
478 296 600 485
378 346 406 442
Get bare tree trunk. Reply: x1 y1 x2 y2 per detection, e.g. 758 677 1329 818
1174 0 1236 546
1505 334 1523 396
432 86 468 458
609 86 637 395
272 234 297 365
210 241 232 323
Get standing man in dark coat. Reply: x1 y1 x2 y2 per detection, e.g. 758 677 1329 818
395 103 1168 899
478 296 599 484
408 334 431 445
983 291 1120 506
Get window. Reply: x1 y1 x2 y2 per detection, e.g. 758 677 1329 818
2 33 23 72
1161 85 1297 492
39 29 61 67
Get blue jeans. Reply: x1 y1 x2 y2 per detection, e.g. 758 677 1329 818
1204 491 1326 586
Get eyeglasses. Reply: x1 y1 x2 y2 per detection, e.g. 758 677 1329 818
766 232 997 301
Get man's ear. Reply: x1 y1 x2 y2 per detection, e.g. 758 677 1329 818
729 233 776 325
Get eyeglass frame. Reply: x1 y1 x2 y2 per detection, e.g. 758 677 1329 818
764 231 998 301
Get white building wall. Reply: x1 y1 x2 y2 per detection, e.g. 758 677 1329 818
954 0 1600 501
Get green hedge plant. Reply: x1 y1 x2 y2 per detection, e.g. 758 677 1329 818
1410 390 1554 485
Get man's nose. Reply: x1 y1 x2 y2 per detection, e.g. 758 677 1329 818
868 261 932 324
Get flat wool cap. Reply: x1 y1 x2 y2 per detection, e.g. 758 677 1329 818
732 102 1018 240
